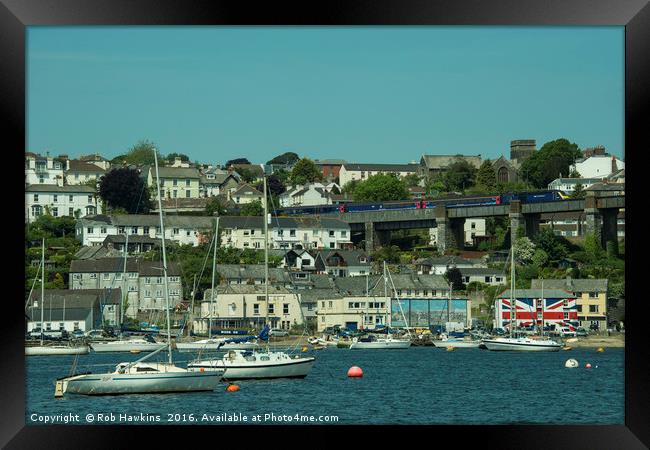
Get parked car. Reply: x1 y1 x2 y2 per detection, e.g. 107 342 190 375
558 327 577 338
269 328 289 337
71 329 85 339
85 329 105 339
28 328 44 339
576 327 589 337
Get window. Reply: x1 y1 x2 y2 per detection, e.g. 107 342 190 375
577 305 583 312
116 273 123 281
53 195 58 202
589 292 599 298
329 242 335 249
143 226 150 234
185 179 191 187
341 231 347 237
283 304 289 314
321 301 325 308
52 207 58 217
118 226 125 234
186 230 191 237
33 194 39 202
69 207 74 216
69 195 74 202
268 304 274 314
253 304 260 315
307 304 313 311
329 230 335 237
131 226 138 234
156 277 162 284
173 228 179 235
89 273 97 279
73 322 79 330
321 316 325 323
471 222 476 229
103 273 110 280
173 179 178 186
145 290 151 298
278 229 284 236
328 301 333 308
173 190 177 198
87 227 94 234
406 289 411 296
88 195 93 203
39 177 44 183
563 312 569 319
589 305 599 313
250 229 255 235
485 276 492 283
289 230 296 237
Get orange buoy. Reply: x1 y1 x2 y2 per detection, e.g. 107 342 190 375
347 366 363 378
225 383 240 392
596 347 605 353
446 346 455 352
585 363 592 369
199 368 205 372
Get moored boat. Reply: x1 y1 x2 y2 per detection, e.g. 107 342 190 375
89 336 167 353
482 336 562 352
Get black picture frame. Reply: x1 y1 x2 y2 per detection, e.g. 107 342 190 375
3 1 647 448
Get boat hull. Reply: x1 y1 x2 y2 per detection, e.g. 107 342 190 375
63 371 223 395
189 357 315 380
433 340 480 349
89 342 167 353
349 340 411 349
482 338 562 352
25 345 89 356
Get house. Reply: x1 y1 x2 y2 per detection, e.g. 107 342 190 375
416 256 486 275
458 268 506 286
26 185 101 222
146 166 201 199
281 249 318 271
279 182 340 207
571 153 624 179
547 177 604 192
64 159 106 185
338 163 419 189
219 216 352 250
152 197 211 214
229 164 265 182
25 152 65 186
531 278 608 330
584 182 625 196
196 284 302 333
69 257 183 316
78 153 111 170
213 264 293 287
313 159 347 181
429 219 487 247
227 183 265 206
26 288 122 332
494 289 578 331
418 155 482 180
314 250 371 277
199 168 240 197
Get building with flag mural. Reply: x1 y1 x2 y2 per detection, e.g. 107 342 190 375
494 289 578 331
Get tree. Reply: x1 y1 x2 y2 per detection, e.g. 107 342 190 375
445 267 465 291
124 139 163 166
235 167 258 183
518 138 582 188
266 152 299 166
533 228 569 262
514 236 536 265
531 249 549 268
99 168 153 213
254 174 286 197
402 173 422 188
371 245 401 264
570 183 586 199
476 160 497 192
240 200 264 216
424 176 446 197
205 197 226 216
341 179 360 195
443 159 478 192
353 173 409 202
290 158 322 185
165 152 190 163
273 168 291 185
226 158 251 166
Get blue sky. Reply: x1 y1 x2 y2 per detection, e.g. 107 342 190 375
27 27 624 164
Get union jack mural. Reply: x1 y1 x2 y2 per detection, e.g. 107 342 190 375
495 294 579 330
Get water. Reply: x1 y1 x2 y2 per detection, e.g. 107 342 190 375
26 347 624 425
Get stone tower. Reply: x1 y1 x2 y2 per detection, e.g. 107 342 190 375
510 139 536 163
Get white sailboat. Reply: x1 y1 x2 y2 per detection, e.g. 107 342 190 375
26 239 90 356
187 175 315 379
175 217 259 353
350 262 411 349
56 148 223 395
482 238 562 352
433 282 480 349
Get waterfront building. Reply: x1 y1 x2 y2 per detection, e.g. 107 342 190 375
26 184 101 222
530 278 608 330
26 288 122 332
494 289 578 331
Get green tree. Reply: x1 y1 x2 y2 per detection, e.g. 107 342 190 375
570 183 586 199
205 197 227 216
445 268 465 291
583 233 604 261
402 173 422 188
235 167 258 183
519 138 582 188
533 228 570 263
240 200 264 216
514 236 536 265
443 159 478 192
342 179 360 195
353 173 409 202
53 272 65 289
165 152 190 164
290 158 322 185
124 139 163 166
531 249 549 268
267 152 299 166
371 245 401 264
424 176 446 197
99 167 153 213
476 160 497 192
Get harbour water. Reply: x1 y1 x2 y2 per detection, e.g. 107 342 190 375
26 347 624 425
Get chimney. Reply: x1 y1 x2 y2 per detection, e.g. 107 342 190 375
611 156 617 174
565 275 572 289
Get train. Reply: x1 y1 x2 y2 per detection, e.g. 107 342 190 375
275 190 570 216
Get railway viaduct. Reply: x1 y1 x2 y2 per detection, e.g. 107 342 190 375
337 192 625 253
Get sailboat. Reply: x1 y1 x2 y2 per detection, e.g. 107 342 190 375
55 148 223 395
433 281 480 349
25 239 90 356
187 175 315 379
349 262 411 349
176 217 259 353
482 236 562 352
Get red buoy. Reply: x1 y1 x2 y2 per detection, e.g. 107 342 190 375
226 383 240 392
347 366 363 378
585 363 592 369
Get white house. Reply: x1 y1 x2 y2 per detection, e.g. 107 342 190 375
219 216 352 251
199 168 240 197
227 183 265 206
25 152 65 186
146 166 201 200
571 155 624 179
338 163 419 189
75 214 216 247
429 218 487 246
314 250 371 277
279 182 340 207
64 160 106 185
26 185 101 222
547 177 604 192
416 256 486 275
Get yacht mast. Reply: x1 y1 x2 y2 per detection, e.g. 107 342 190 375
153 148 173 364
208 217 219 339
120 232 129 329
263 175 269 330
510 235 515 338
40 238 45 346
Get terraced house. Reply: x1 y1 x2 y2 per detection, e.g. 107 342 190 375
26 184 101 222
146 166 201 199
69 257 183 317
75 214 216 247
